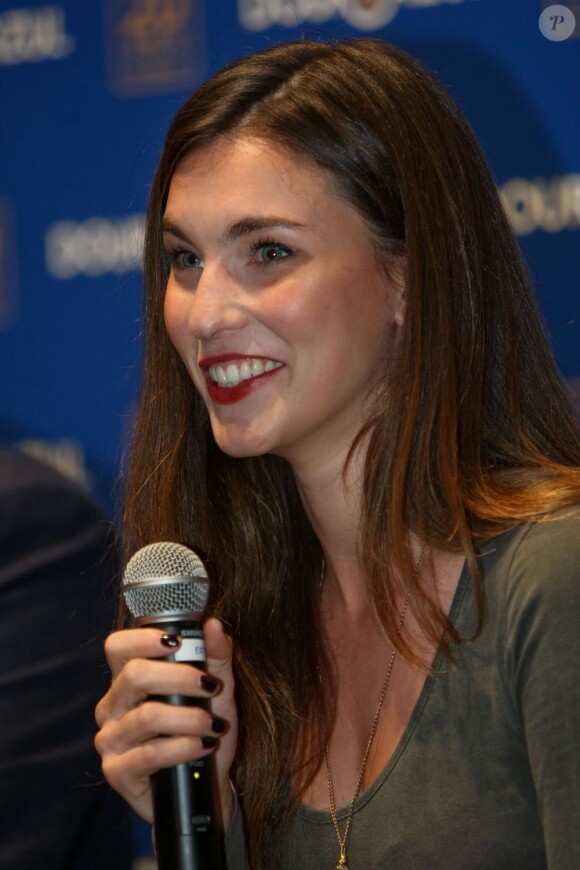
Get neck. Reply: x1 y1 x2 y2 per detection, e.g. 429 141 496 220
289 438 368 611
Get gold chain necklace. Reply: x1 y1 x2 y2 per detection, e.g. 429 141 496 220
324 544 427 870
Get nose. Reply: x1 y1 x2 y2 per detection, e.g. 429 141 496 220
186 260 247 340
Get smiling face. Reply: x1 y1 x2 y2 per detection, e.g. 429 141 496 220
162 136 404 469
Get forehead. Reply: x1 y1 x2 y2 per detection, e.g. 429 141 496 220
165 136 342 218
172 135 325 182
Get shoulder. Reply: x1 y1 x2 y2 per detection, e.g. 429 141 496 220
478 507 580 671
0 442 90 499
0 443 117 590
513 505 580 559
0 443 106 535
480 506 580 597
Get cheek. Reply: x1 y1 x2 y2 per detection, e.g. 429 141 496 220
163 289 203 390
163 286 187 347
265 272 333 339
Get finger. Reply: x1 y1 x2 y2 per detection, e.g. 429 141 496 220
103 732 216 783
98 699 224 754
95 657 220 727
104 628 183 677
96 705 223 803
98 730 219 825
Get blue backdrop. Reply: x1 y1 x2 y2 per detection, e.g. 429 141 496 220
1 0 578 862
1 0 579 517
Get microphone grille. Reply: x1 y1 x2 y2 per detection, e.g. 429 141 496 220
123 542 209 621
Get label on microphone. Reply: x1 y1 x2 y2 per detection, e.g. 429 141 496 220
174 636 206 664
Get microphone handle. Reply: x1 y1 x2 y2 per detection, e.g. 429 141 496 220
148 618 225 870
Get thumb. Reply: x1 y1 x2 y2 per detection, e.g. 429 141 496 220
204 617 233 674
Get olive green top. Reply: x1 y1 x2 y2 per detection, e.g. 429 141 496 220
226 508 580 869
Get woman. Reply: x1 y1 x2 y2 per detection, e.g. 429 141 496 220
95 39 580 869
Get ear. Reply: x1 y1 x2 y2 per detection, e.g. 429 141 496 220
390 259 406 328
394 294 405 328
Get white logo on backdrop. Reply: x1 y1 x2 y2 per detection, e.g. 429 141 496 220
499 174 580 236
238 0 471 32
45 215 146 279
0 5 74 65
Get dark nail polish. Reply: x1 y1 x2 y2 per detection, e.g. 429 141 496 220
160 633 180 649
200 674 219 693
211 717 226 734
201 736 217 749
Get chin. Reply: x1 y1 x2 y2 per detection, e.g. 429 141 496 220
211 427 273 460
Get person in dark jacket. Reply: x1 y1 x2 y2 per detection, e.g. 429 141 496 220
0 442 132 869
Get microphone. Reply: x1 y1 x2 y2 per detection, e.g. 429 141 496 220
123 542 225 870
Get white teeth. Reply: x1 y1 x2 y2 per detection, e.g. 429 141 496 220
226 364 240 386
208 358 282 387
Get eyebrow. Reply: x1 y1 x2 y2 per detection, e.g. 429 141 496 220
161 215 308 244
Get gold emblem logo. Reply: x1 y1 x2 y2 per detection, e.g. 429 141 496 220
105 0 205 96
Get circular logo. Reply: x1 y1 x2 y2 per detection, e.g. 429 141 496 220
342 0 400 31
539 5 576 40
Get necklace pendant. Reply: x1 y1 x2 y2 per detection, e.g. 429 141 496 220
336 853 348 869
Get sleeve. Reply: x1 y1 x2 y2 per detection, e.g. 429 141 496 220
504 510 580 870
224 784 248 870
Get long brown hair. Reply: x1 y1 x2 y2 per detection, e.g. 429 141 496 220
123 39 580 867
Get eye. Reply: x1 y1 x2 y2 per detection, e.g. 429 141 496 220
251 240 292 265
164 248 204 271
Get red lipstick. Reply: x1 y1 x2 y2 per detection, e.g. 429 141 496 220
200 355 284 405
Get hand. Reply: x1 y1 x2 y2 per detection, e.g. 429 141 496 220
94 617 237 828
